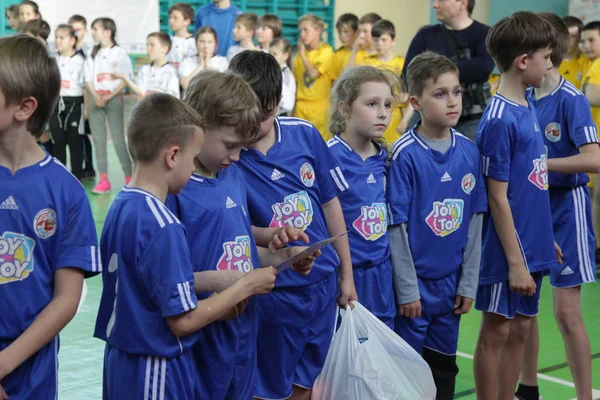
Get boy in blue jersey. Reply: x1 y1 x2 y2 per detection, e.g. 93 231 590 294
0 35 100 400
387 52 486 400
94 93 279 400
516 13 600 400
167 70 318 400
229 50 358 400
473 12 562 400
327 66 399 329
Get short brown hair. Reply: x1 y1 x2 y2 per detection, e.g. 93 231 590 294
68 14 87 26
0 35 60 137
5 4 19 18
406 51 459 97
336 13 358 32
168 2 194 23
359 13 382 26
258 14 282 38
299 14 325 32
486 11 557 73
236 12 258 32
184 70 262 144
148 31 172 52
371 20 395 39
538 13 569 66
21 19 50 41
127 93 202 163
330 66 399 134
467 0 475 16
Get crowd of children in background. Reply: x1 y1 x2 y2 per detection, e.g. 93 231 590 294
1 1 599 400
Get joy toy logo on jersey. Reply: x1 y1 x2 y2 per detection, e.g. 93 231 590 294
528 154 549 190
217 236 253 273
426 199 464 237
270 191 313 231
352 203 388 241
0 232 36 285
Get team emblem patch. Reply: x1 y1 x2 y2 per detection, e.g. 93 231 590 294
34 209 57 239
545 122 561 142
461 173 476 195
300 162 315 187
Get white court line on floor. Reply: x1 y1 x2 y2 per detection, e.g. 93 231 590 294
456 351 600 398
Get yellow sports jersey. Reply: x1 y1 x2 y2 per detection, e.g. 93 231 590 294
580 58 600 188
488 74 501 96
559 53 590 89
359 54 406 144
331 46 352 81
293 42 334 138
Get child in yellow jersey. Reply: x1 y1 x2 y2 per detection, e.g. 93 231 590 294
559 16 589 89
360 20 407 144
294 14 334 138
581 20 600 261
348 13 382 68
331 13 359 81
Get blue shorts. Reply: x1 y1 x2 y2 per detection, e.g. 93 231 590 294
0 337 58 400
102 344 197 400
394 272 461 356
193 300 258 400
353 259 396 330
549 186 596 288
254 271 337 399
475 271 544 318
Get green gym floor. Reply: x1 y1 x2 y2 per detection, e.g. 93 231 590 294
59 149 600 400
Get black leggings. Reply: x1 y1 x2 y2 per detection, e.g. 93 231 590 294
49 97 84 178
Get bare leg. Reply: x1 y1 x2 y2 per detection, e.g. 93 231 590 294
474 312 511 400
553 286 593 400
497 314 532 400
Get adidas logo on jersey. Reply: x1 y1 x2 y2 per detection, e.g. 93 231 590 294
441 172 452 182
225 197 237 209
0 196 18 210
271 169 285 181
534 123 541 132
561 266 574 276
367 173 376 184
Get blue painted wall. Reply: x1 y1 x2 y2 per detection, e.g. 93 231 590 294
430 0 570 25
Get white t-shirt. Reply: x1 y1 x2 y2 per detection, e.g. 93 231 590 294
135 63 180 99
179 55 229 78
57 52 86 97
84 46 133 94
168 36 197 73
280 66 296 114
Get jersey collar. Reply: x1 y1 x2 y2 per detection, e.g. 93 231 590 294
333 134 386 158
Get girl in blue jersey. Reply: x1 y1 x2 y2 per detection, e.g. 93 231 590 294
326 66 398 328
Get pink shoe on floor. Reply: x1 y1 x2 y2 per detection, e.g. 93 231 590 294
125 176 132 185
92 175 111 194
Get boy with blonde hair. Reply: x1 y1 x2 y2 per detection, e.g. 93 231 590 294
294 14 334 138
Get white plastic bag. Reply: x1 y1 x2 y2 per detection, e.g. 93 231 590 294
312 302 436 400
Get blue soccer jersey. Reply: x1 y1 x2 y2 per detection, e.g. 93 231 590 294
387 128 487 280
0 155 99 340
166 165 260 399
167 166 259 280
236 117 343 287
477 94 557 285
327 135 390 268
527 78 599 188
94 187 199 359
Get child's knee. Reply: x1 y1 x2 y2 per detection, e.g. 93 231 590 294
508 315 532 343
554 306 583 334
478 317 510 348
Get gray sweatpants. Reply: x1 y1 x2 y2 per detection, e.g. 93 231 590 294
88 95 132 176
